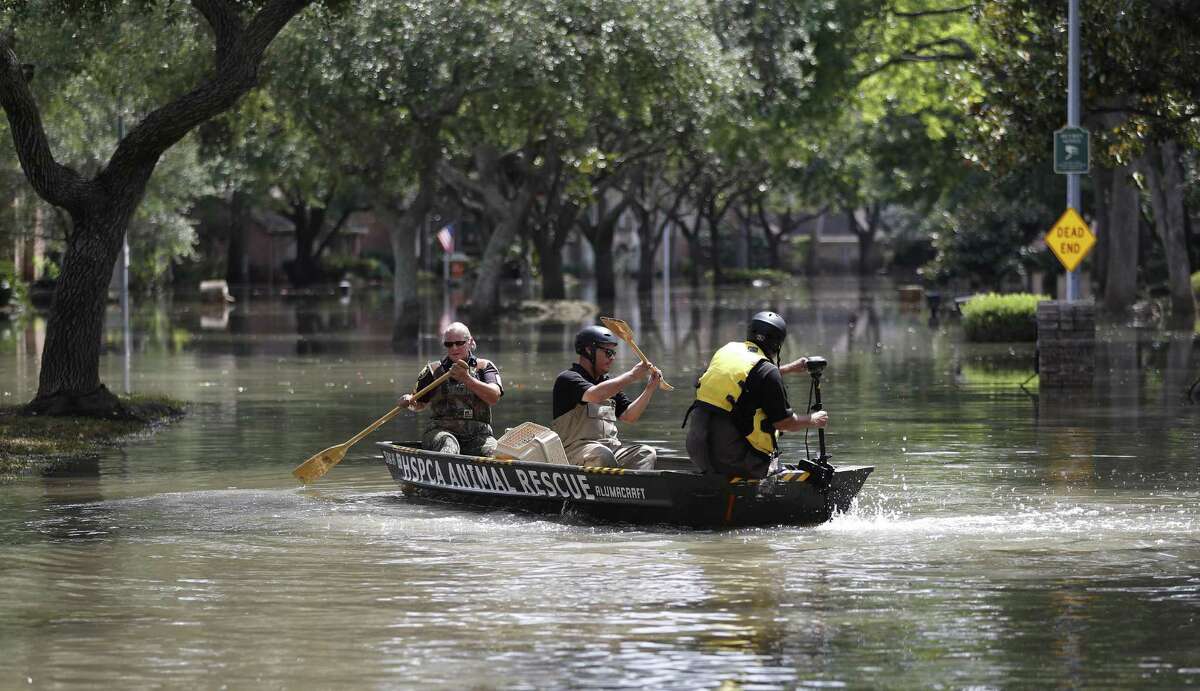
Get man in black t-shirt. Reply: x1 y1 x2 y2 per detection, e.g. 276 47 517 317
684 311 828 478
551 325 662 470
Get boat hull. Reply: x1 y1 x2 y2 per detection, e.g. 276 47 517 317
378 442 872 528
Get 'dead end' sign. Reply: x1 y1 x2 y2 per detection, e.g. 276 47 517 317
1045 207 1095 272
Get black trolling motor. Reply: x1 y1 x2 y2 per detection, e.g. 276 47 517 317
794 355 835 489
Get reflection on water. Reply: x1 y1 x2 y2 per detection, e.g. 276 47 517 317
2 277 1199 688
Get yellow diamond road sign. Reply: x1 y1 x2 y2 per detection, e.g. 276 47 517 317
1045 207 1095 272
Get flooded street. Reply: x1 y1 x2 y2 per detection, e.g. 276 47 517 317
2 278 1199 688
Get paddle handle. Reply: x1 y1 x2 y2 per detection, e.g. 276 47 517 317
627 340 651 365
620 340 671 390
344 407 404 448
344 368 454 448
601 317 674 391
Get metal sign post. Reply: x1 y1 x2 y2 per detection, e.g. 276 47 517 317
1064 0 1082 301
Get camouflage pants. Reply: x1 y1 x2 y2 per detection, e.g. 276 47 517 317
423 428 497 457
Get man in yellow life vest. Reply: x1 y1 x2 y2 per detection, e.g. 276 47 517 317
684 311 828 478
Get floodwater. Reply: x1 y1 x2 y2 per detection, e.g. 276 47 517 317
1 277 1198 689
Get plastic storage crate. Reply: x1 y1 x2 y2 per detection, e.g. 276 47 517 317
493 422 570 465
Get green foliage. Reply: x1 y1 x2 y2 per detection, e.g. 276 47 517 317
1 2 215 287
1192 271 1200 297
960 292 1048 343
919 164 1061 289
0 260 26 306
959 363 1038 389
968 1 1200 172
785 234 811 268
321 253 391 282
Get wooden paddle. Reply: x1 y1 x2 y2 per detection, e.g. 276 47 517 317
600 316 674 391
291 367 455 484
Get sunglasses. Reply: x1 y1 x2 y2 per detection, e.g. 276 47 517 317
599 347 617 358
443 339 469 348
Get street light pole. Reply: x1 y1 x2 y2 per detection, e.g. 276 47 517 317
1065 0 1081 301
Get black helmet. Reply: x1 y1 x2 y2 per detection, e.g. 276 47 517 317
747 311 787 354
575 325 619 355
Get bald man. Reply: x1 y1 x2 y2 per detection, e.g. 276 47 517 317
399 322 504 456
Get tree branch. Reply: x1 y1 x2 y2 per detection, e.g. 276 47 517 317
856 37 975 82
192 0 243 66
102 0 313 183
0 38 90 212
315 203 372 258
892 5 972 18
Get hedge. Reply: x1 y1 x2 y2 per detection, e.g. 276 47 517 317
961 292 1048 342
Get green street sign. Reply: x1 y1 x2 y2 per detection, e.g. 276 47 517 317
1054 126 1090 174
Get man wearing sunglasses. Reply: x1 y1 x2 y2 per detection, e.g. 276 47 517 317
551 324 662 470
399 322 503 456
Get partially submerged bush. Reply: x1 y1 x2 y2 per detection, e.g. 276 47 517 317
709 268 793 286
961 293 1048 342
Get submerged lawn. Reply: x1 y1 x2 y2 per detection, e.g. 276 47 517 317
0 396 185 477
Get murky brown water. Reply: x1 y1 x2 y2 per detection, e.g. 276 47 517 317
2 278 1199 688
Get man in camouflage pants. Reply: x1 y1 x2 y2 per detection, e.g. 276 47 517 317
399 322 503 456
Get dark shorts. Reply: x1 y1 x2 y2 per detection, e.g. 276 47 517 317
685 404 772 479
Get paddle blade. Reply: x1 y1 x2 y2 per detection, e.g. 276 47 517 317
291 443 348 484
600 316 633 341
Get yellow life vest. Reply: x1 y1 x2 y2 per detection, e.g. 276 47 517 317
695 341 777 455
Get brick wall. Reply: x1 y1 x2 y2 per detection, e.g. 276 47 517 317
1037 300 1095 387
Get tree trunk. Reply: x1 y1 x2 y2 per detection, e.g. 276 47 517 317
286 203 326 287
1140 140 1196 329
636 220 656 294
225 190 250 285
765 228 782 270
391 208 424 316
735 207 750 270
858 231 875 275
1091 167 1112 292
705 197 723 287
1104 164 1139 316
595 229 616 299
26 205 136 416
807 213 823 276
578 196 629 301
849 205 880 276
538 236 566 299
757 202 785 271
686 219 703 287
389 135 440 338
470 212 523 316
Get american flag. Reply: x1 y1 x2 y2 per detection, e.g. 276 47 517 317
435 224 454 254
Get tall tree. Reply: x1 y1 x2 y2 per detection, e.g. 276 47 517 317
0 0 322 416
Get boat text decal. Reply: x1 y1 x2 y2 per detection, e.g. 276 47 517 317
387 452 598 501
592 484 646 500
